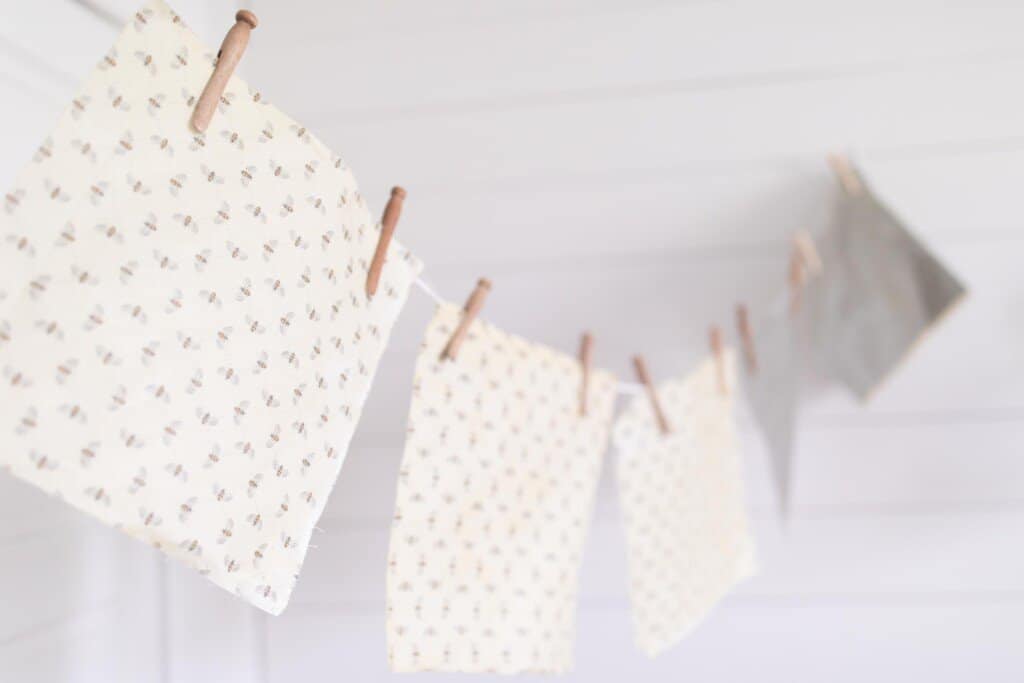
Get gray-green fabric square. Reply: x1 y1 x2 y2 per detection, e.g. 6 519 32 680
809 177 966 400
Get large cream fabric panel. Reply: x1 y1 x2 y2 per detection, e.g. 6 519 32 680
0 0 421 614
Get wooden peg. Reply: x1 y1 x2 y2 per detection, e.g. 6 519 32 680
632 355 671 435
826 153 864 196
366 187 406 298
578 332 593 417
191 10 259 133
735 304 758 374
792 230 822 278
441 279 492 361
709 326 727 394
788 246 806 314
788 231 821 314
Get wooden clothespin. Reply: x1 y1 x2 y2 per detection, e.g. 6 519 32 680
788 230 822 314
709 326 727 394
632 355 671 434
440 279 492 361
191 11 259 133
366 187 406 298
578 332 593 416
788 247 806 314
826 153 864 197
792 230 822 277
735 304 757 374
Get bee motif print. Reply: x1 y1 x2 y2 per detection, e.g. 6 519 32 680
0 0 422 616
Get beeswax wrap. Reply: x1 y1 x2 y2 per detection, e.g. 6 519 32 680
740 307 807 517
614 351 756 656
0 0 421 614
386 304 617 673
810 170 967 400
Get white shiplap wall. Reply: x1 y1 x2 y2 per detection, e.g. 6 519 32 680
1 1 1023 681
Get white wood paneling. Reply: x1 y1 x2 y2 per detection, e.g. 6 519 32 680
1 0 1023 680
0 601 161 683
320 418 1024 528
264 601 1024 683
282 507 1024 608
346 149 1024 270
0 522 162 682
302 60 1024 191
162 564 264 683
249 0 1024 118
0 477 83 542
0 509 150 643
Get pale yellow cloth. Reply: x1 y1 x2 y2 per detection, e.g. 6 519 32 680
0 0 421 614
386 304 617 673
614 351 756 656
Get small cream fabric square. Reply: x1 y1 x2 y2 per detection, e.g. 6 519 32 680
614 351 756 656
386 304 617 673
0 0 421 614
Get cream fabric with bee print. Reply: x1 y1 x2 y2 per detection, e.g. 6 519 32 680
386 304 618 674
0 0 421 614
613 351 756 656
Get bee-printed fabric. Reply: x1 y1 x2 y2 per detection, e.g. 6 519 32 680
0 0 421 614
614 351 756 657
810 166 967 400
386 304 618 674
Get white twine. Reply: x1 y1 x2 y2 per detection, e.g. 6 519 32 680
412 276 445 305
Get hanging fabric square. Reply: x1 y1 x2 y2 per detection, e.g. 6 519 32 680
386 304 618 674
810 164 967 400
739 303 809 518
0 0 422 614
614 351 756 657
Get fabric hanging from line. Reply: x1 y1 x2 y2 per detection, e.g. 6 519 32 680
386 303 618 674
614 350 756 657
0 0 421 614
740 303 809 517
809 168 967 400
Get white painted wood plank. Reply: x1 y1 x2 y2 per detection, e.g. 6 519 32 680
163 562 263 683
353 147 1024 269
0 522 152 643
0 600 161 683
251 1 1024 118
0 73 66 191
264 600 1024 682
301 59 1024 192
0 3 113 92
86 0 240 45
288 508 1024 607
0 529 161 683
318 418 1024 529
791 421 1024 512
0 0 237 94
0 476 84 541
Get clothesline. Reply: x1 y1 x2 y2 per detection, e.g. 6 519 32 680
413 275 645 396
410 245 815 398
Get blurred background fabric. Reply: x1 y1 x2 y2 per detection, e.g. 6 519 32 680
1 1 1023 681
